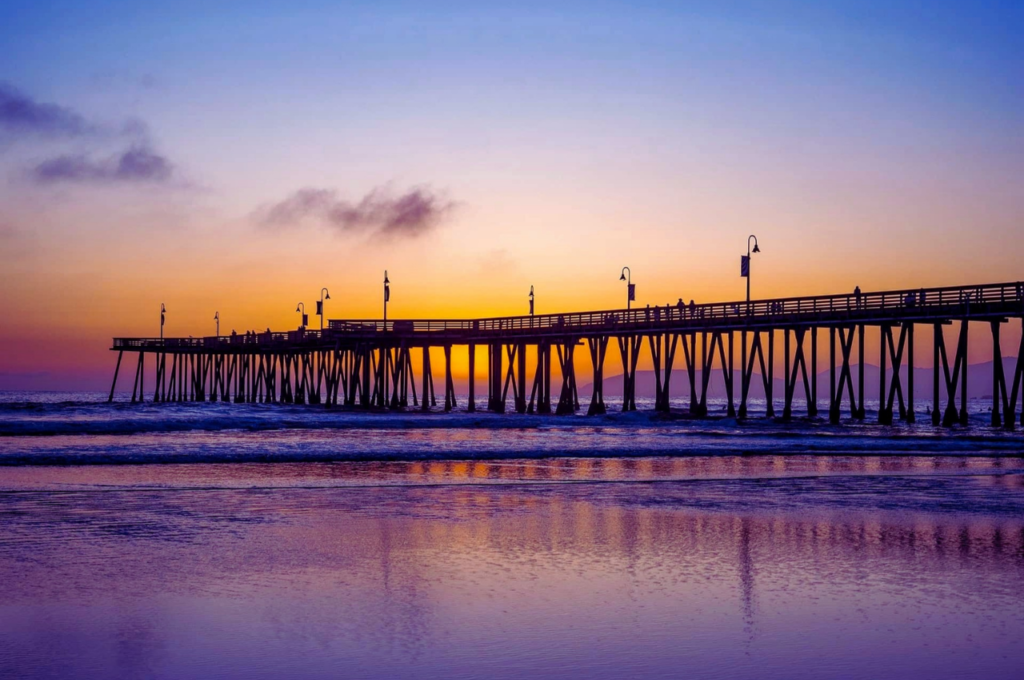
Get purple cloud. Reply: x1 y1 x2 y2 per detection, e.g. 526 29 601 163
258 186 455 239
32 145 174 184
0 82 94 138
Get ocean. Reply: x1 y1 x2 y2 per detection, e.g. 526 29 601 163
1 391 1023 679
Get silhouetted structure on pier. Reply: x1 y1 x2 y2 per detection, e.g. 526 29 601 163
110 281 1024 428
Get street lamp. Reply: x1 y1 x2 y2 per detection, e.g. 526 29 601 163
529 285 535 316
742 235 761 308
296 302 307 329
619 267 634 310
383 271 390 329
214 311 219 336
160 303 166 340
739 235 760 419
317 287 331 331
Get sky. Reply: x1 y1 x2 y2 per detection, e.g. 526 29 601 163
1 0 1022 390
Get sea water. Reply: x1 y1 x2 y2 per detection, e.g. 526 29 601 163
1 392 1022 679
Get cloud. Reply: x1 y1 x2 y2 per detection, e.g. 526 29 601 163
1 82 183 188
0 82 95 138
257 186 455 239
30 145 174 184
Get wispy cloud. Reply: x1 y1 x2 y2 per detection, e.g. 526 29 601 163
31 145 174 184
256 186 455 239
0 82 95 138
1 81 182 188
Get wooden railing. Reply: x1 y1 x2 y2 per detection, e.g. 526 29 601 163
113 281 1024 349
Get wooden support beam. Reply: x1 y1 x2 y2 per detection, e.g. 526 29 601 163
783 328 813 420
830 326 859 423
501 344 519 407
992 321 1004 427
997 319 1024 429
468 343 476 412
555 341 577 415
130 352 143 403
935 320 970 426
108 351 123 403
586 338 607 415
516 342 527 414
617 335 641 412
529 343 552 414
740 331 771 419
489 343 504 413
856 324 865 419
648 333 663 412
810 328 818 417
878 323 910 425
444 345 456 411
697 331 735 417
767 329 775 418
682 332 698 415
421 347 432 412
906 324 915 423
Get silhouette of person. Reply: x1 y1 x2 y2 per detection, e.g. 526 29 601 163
653 305 661 323
689 299 695 318
854 286 862 309
676 298 684 319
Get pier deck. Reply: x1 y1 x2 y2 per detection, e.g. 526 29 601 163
110 281 1024 428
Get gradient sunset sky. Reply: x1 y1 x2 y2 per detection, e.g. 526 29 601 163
1 1 1022 389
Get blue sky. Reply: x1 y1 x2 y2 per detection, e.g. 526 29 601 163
1 1 1022 387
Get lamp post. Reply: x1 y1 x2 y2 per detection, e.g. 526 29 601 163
739 235 760 419
383 271 390 329
619 267 634 311
743 235 761 309
296 302 307 329
318 288 331 332
529 285 535 316
160 303 166 340
214 311 219 337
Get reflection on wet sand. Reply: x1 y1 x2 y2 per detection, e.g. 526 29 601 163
1 459 1023 679
3 454 1023 490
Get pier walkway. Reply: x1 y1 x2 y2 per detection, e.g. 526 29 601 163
110 281 1024 427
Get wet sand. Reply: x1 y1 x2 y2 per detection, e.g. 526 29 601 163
2 457 1023 679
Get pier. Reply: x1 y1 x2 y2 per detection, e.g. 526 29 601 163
110 281 1024 428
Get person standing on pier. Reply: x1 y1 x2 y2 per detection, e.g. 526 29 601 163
854 286 862 309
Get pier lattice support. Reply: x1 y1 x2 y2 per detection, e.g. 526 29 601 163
933 321 969 426
991 319 1024 428
617 335 641 412
555 340 578 415
586 337 608 415
782 327 816 420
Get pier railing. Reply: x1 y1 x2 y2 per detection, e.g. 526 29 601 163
113 281 1024 350
330 281 1024 334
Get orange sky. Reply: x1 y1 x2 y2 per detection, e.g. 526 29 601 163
2 3 1022 391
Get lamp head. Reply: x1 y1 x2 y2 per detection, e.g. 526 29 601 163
384 271 389 285
753 243 761 254
295 305 301 312
325 292 331 300
619 273 626 281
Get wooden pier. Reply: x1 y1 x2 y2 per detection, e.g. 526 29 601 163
110 281 1024 428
